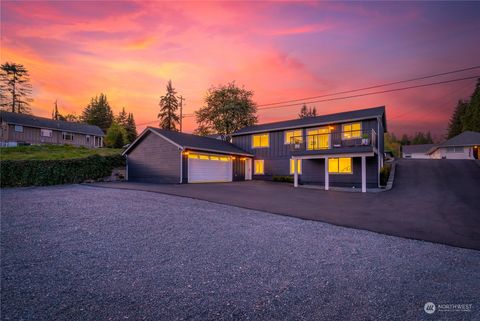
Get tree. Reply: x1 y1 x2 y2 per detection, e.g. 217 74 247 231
400 134 410 146
194 82 257 140
462 78 480 132
158 80 180 131
384 132 400 157
298 104 317 118
62 114 80 122
447 100 468 138
124 113 137 143
105 123 127 148
116 107 128 126
81 93 114 133
0 62 33 113
411 131 433 145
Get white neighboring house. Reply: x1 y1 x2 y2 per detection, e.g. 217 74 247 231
427 131 480 160
402 144 436 159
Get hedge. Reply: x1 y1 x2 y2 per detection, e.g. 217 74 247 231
0 154 125 187
272 175 294 183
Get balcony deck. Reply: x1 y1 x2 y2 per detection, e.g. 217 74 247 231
290 129 377 156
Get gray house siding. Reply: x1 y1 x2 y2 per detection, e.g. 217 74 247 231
127 131 181 184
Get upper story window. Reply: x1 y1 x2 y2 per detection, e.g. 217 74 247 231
252 133 269 148
14 125 23 133
328 157 352 174
342 122 362 139
306 127 330 150
41 129 52 137
284 130 303 144
62 132 74 141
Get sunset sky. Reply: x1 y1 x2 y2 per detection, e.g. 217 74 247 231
1 1 479 138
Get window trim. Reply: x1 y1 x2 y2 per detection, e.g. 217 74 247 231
254 159 265 175
289 159 302 174
252 133 269 148
40 129 53 137
342 122 362 140
328 157 353 175
284 129 303 145
62 132 74 141
14 125 23 133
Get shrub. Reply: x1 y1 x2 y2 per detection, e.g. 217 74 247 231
0 154 125 187
380 164 392 186
272 175 294 183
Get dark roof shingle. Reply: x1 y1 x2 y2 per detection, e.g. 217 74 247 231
0 111 104 136
402 144 437 154
147 127 252 155
232 106 386 135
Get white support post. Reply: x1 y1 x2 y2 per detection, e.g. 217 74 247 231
293 157 298 187
324 157 329 191
361 156 366 193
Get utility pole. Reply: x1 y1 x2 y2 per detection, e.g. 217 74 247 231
179 96 185 132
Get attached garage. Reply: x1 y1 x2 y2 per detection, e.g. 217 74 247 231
187 153 232 183
123 127 252 184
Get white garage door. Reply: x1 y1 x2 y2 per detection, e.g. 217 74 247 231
188 153 232 183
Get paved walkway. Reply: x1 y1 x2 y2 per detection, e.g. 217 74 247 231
90 159 480 250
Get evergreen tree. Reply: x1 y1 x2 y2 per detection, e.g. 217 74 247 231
447 100 468 138
462 79 480 132
116 107 128 126
400 134 410 146
124 113 138 143
81 93 114 133
298 104 317 118
194 81 257 139
0 62 33 113
158 80 180 131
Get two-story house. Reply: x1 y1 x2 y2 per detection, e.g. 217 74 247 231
123 106 386 192
0 111 105 148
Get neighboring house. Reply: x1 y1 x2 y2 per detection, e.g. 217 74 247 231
427 131 480 160
0 111 104 148
124 106 387 192
402 144 436 159
122 128 253 184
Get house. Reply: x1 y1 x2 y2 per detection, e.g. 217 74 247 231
427 131 480 160
123 106 386 192
402 144 436 159
0 111 104 148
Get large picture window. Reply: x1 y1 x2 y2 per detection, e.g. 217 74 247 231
254 160 264 174
306 127 330 150
284 130 303 144
41 129 52 137
252 134 269 148
328 157 352 174
342 122 362 139
289 159 302 174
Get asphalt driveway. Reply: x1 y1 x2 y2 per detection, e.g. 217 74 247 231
1 185 479 320
92 159 480 250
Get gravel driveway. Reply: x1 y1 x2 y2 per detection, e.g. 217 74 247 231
1 185 479 320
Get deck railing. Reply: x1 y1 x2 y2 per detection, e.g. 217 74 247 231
290 129 377 151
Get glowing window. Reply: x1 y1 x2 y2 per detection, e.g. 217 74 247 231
252 134 269 148
254 160 264 175
199 155 209 160
284 130 303 144
219 157 230 162
328 158 352 174
289 159 302 174
307 127 330 150
342 123 362 139
188 154 198 159
210 156 219 160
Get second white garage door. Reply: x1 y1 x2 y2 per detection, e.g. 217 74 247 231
188 153 233 183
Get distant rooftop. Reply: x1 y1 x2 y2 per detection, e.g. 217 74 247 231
0 111 104 136
402 144 437 155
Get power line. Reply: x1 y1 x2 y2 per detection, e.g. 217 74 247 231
257 65 480 107
256 75 479 111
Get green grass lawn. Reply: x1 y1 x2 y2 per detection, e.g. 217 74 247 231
0 145 122 161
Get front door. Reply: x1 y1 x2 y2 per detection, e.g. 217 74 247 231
245 158 252 180
473 146 479 159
